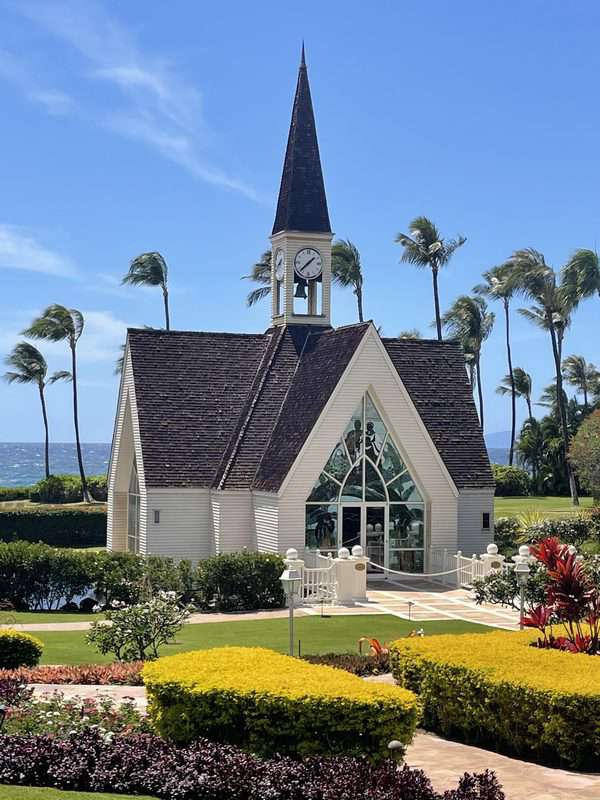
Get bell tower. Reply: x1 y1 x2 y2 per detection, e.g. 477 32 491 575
270 46 333 327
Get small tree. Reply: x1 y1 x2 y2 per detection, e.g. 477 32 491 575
570 410 600 503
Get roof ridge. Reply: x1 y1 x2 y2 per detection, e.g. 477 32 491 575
127 328 265 339
215 327 287 490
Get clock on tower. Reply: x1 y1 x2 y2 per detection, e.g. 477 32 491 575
270 46 333 326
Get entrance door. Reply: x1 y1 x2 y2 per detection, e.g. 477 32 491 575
365 506 385 574
341 507 361 551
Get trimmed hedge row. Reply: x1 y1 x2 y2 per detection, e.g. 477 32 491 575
0 486 30 502
196 551 285 611
0 507 107 547
0 730 505 800
390 630 600 770
29 474 107 503
0 630 43 669
144 646 420 762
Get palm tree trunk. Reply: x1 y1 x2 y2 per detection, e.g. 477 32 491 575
549 325 579 505
39 384 50 479
356 286 364 323
526 396 533 420
504 301 516 466
476 354 485 432
432 267 442 341
71 344 91 503
583 383 589 412
163 287 170 331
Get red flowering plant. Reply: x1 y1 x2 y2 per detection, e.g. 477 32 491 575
522 537 600 654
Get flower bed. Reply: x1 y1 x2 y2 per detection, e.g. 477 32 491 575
0 661 144 685
390 629 600 769
144 646 420 761
0 730 505 800
302 651 390 675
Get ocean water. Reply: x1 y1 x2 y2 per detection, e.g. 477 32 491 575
0 442 111 487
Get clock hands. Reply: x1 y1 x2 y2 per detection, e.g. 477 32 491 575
303 256 316 270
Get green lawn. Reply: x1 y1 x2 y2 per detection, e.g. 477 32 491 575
36 615 487 664
1 611 101 624
494 495 593 518
1 787 155 800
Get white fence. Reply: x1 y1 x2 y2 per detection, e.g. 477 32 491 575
429 548 500 588
299 555 337 604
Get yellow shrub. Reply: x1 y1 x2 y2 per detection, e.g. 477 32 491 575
0 629 43 669
390 630 600 769
144 646 420 761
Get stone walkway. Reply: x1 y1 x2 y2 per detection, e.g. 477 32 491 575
30 683 600 800
3 580 520 631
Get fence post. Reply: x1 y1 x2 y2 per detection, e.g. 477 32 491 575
455 550 462 588
443 548 448 585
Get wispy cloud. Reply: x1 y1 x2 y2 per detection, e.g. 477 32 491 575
0 48 75 116
7 0 258 199
0 225 78 278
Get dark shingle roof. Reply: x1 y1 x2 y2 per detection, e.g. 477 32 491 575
382 338 494 490
272 47 331 235
126 325 493 492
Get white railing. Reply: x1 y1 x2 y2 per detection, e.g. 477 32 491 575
300 558 337 604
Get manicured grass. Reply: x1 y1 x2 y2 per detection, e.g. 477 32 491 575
1 611 101 623
1 787 155 800
35 615 488 665
495 495 593 518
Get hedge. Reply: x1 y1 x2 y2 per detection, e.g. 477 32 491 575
144 646 420 762
0 487 30 502
390 630 600 770
492 464 530 496
29 473 107 503
0 730 505 800
0 507 107 547
0 630 43 669
195 551 286 611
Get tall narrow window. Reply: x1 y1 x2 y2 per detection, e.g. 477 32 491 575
127 459 141 553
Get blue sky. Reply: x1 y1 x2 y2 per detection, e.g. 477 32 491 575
1 0 599 444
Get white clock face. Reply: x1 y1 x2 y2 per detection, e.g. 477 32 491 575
275 249 285 282
294 247 322 280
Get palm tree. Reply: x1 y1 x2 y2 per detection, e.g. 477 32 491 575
395 217 466 340
441 295 495 430
22 305 91 502
331 239 365 322
562 355 598 411
398 329 422 339
516 417 546 493
561 249 600 309
122 252 170 330
243 251 272 307
3 343 69 479
475 263 518 464
509 248 579 504
497 367 534 420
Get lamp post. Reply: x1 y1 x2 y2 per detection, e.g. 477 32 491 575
279 567 302 656
0 704 6 734
514 560 530 630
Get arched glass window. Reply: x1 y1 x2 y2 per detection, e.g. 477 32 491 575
127 459 141 553
304 393 425 572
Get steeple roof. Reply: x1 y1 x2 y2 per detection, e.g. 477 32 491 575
272 46 331 235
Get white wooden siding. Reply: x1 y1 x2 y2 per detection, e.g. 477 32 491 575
457 489 495 556
145 488 211 562
253 492 279 552
211 491 254 553
278 326 459 556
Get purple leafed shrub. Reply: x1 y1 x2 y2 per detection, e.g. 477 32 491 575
0 677 32 706
0 730 505 800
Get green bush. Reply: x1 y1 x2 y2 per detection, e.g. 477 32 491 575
0 507 106 547
195 551 286 611
524 515 594 547
493 516 520 554
29 473 107 503
0 630 43 668
144 647 420 762
0 486 30 501
492 464 530 496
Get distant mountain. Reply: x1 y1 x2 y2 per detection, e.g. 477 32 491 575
485 430 512 449
487 447 509 466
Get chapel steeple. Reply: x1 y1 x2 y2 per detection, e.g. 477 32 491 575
270 46 333 328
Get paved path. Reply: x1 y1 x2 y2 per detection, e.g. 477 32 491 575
30 682 600 799
3 581 519 631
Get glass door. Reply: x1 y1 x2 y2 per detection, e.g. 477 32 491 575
365 506 385 575
341 506 361 551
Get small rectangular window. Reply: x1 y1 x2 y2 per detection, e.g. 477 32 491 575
153 510 160 524
482 512 490 530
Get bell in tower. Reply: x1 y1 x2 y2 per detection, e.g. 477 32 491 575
270 45 333 327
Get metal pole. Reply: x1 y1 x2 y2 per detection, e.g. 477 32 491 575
519 583 524 631
289 592 295 656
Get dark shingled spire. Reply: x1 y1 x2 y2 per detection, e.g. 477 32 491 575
272 46 331 235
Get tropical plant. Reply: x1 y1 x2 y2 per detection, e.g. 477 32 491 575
3 343 69 478
441 295 494 430
570 410 600 503
22 305 91 502
475 263 518 463
509 249 579 504
561 248 600 309
516 417 546 492
395 216 466 340
562 355 599 411
122 251 170 329
398 329 422 339
243 250 272 307
497 367 533 419
331 239 365 322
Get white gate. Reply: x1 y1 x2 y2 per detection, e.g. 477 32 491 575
300 563 337 604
